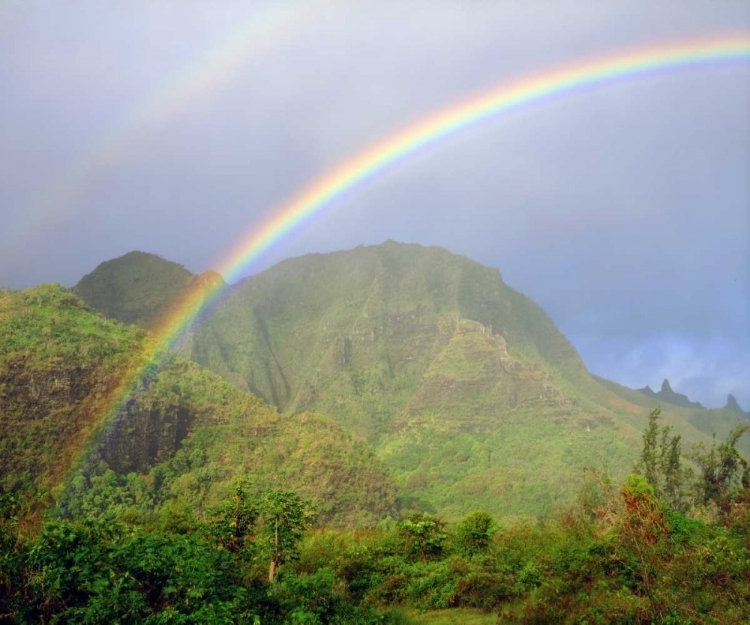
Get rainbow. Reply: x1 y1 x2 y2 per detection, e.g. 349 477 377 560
215 34 750 283
66 35 750 489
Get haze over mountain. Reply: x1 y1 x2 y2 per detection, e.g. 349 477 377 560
72 241 750 519
74 251 225 330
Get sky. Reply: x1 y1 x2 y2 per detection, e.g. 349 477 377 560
1 1 748 408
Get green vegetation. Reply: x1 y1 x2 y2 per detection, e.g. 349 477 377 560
185 241 747 519
3 245 750 622
0 284 143 521
3 422 749 622
0 285 398 528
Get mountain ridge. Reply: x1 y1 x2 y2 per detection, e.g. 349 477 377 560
67 241 750 518
637 378 705 409
180 242 728 517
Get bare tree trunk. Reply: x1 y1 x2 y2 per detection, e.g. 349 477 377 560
268 518 279 583
268 560 276 583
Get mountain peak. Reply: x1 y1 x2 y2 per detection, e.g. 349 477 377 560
637 378 703 409
725 393 748 416
74 251 195 329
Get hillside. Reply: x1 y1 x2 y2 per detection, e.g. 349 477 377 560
0 285 143 518
0 285 399 527
73 251 225 331
191 242 584 417
185 241 722 519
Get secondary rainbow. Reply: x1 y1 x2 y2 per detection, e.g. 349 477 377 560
10 1 327 257
65 35 749 487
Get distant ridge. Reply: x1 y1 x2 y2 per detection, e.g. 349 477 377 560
638 378 704 409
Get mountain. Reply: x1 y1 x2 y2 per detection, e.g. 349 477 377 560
68 241 750 520
184 241 729 519
191 241 585 417
597 375 750 456
73 251 225 330
637 378 704 409
0 284 398 527
725 393 749 417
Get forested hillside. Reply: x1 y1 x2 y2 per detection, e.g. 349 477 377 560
179 241 744 519
0 285 399 527
73 251 225 331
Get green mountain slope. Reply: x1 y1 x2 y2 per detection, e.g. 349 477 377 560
191 242 584 421
0 285 398 527
67 241 749 521
0 285 143 514
73 251 225 331
185 242 680 518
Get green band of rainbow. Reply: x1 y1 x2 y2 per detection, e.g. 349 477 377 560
69 35 749 487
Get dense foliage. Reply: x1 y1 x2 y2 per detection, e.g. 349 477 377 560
2 442 749 623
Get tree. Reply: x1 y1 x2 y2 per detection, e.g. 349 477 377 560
455 510 497 556
397 513 447 562
691 425 749 520
613 474 670 622
636 408 690 511
207 483 258 553
257 491 316 582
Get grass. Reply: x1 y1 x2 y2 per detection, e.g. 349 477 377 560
404 608 498 624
